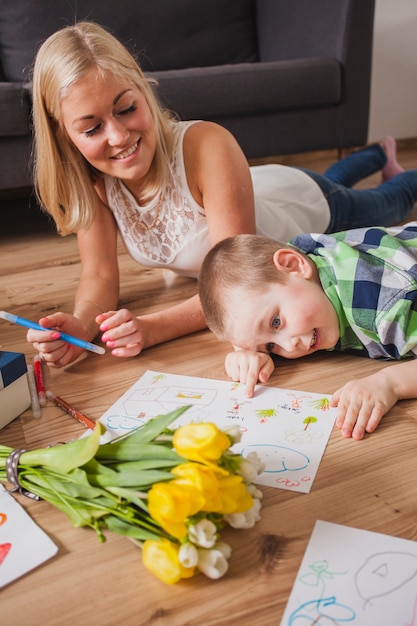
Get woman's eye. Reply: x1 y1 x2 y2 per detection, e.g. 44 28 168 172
84 125 100 137
271 315 281 329
266 342 275 353
119 104 137 116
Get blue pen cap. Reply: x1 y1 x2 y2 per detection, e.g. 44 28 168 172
0 351 28 389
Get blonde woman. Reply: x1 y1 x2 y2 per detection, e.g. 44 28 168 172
28 21 416 367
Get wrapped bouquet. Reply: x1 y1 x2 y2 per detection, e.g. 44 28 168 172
0 406 264 584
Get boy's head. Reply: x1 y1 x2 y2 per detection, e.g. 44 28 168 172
199 234 340 359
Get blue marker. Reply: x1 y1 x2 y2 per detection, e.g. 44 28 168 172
0 310 105 355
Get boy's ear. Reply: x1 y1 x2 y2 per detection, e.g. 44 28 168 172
272 248 313 277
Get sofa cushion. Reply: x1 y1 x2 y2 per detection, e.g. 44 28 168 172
0 0 257 82
152 58 341 120
0 84 31 136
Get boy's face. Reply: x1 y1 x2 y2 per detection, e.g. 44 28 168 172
224 249 340 359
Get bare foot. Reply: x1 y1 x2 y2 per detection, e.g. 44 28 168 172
381 135 404 181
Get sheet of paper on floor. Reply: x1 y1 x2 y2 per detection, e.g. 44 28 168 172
0 485 58 588
98 370 337 493
280 520 417 626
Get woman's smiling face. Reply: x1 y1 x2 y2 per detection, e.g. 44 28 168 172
60 68 157 190
224 249 340 359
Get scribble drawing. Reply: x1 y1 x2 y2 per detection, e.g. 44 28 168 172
176 391 203 399
287 393 312 409
309 397 331 411
299 560 348 600
355 551 417 609
105 414 145 431
242 444 309 473
0 543 11 566
151 374 166 385
285 427 323 445
303 417 318 430
287 596 356 625
255 408 277 423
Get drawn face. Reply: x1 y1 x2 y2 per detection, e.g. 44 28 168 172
225 249 340 359
60 68 157 196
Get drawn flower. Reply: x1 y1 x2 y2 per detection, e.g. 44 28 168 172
0 407 262 585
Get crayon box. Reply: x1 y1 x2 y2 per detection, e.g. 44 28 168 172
0 351 31 429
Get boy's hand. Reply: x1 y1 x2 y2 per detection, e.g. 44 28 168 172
225 349 275 397
330 373 398 440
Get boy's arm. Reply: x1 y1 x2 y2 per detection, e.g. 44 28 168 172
331 358 417 440
225 349 275 397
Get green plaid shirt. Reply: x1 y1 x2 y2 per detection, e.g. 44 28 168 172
291 223 417 359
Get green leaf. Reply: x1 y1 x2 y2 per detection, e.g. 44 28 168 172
90 468 174 488
96 406 191 460
19 423 103 472
105 515 163 542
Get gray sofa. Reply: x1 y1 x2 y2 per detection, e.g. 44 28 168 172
0 0 375 192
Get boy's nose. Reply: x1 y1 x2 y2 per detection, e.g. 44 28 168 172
281 334 300 353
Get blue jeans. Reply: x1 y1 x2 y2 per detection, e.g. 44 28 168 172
298 144 417 233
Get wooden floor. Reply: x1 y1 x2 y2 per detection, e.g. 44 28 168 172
1 140 417 625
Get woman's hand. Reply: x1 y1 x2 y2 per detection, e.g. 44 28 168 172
26 312 87 367
225 349 275 398
97 308 147 357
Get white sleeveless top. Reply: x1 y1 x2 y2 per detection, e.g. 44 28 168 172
104 121 330 279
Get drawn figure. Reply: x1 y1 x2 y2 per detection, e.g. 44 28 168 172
285 427 323 445
0 513 6 526
105 414 145 432
287 596 356 625
309 397 331 411
299 560 348 600
242 444 309 473
303 417 318 431
288 393 312 409
355 551 417 609
255 408 277 423
177 391 204 399
0 543 11 566
151 374 166 385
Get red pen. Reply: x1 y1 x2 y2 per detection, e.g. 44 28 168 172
33 355 46 406
46 391 96 430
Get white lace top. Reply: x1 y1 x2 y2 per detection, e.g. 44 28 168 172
104 121 330 279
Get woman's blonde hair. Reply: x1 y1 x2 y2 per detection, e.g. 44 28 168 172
32 21 175 235
199 234 290 339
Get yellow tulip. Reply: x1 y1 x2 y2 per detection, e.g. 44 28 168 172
171 462 224 511
214 474 254 514
173 423 231 464
148 480 205 539
142 538 195 584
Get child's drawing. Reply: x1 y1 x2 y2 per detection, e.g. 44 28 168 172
280 521 417 625
0 485 57 587
98 370 337 493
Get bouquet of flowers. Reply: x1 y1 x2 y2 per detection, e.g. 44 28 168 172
0 406 264 584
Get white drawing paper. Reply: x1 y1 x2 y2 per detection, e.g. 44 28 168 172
280 520 417 626
0 485 58 587
98 370 337 493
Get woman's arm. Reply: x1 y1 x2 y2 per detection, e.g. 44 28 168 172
97 123 259 354
27 198 120 366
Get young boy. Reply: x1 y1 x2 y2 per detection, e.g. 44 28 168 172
198 224 417 440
